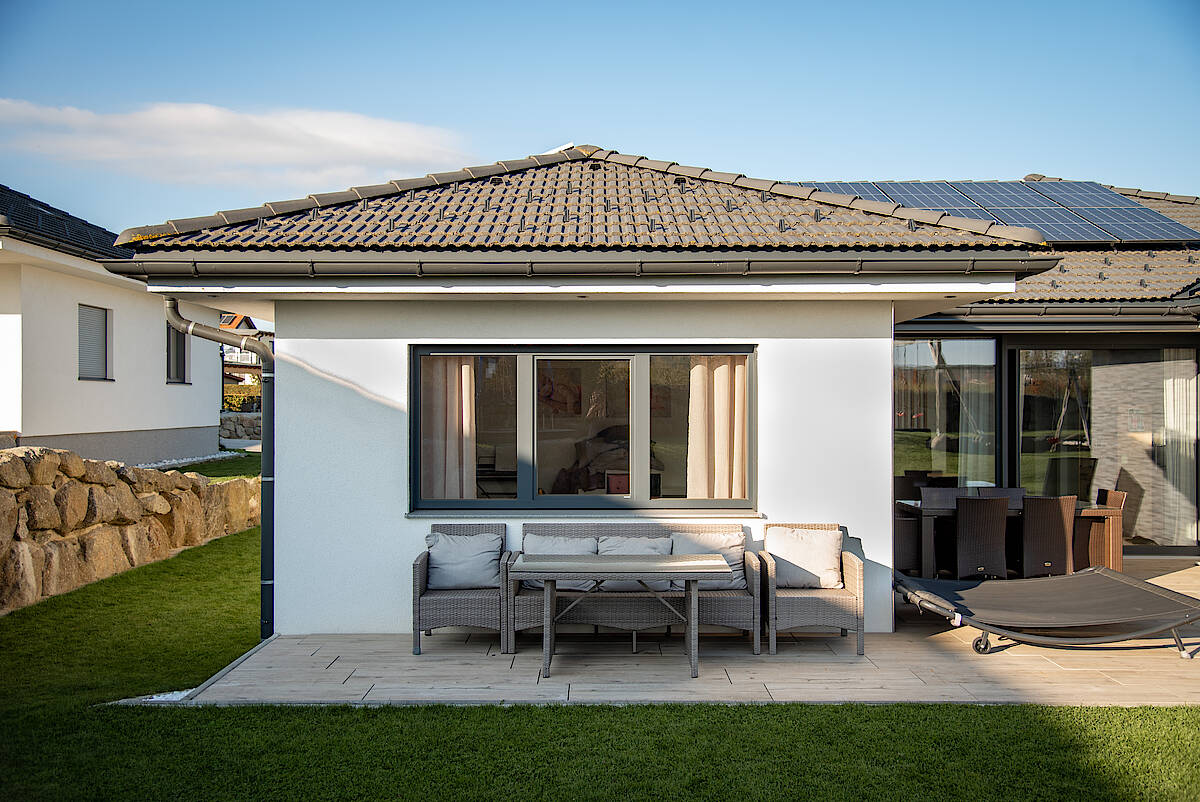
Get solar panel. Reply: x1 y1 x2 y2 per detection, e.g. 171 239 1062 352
950 181 1056 208
805 182 893 202
984 207 1116 242
1024 181 1142 208
876 181 979 209
793 177 1200 243
1074 212 1200 242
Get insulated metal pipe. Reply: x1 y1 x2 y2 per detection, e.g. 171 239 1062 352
165 299 275 639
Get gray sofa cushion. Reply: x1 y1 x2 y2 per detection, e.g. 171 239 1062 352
424 530 503 589
669 531 746 590
597 535 672 591
764 526 844 589
521 533 598 591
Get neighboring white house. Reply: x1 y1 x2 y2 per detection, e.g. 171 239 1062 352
0 183 220 464
108 145 1058 634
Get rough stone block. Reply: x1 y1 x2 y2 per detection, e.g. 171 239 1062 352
24 485 61 531
41 537 85 596
54 480 89 531
0 541 41 609
145 517 171 561
165 470 193 491
82 485 117 527
11 447 61 485
108 481 143 525
78 525 131 581
159 490 204 547
0 453 31 489
137 492 171 515
81 460 119 487
52 450 86 479
0 489 17 552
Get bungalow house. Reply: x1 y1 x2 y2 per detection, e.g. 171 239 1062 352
107 145 1059 635
0 183 221 464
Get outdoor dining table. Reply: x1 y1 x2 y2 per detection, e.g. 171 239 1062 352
895 499 1124 579
506 553 732 679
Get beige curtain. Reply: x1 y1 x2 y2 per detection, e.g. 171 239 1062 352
686 355 748 499
1161 349 1197 547
420 356 476 499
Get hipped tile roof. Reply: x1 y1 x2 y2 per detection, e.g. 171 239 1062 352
116 146 1045 251
0 183 132 260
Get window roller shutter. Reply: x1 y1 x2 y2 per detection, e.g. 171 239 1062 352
78 305 108 379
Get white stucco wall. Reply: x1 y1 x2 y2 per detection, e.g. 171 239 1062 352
272 298 896 634
0 266 22 433
15 262 220 437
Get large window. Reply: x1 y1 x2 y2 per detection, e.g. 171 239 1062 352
894 339 997 493
78 304 111 380
414 347 754 509
1018 348 1198 548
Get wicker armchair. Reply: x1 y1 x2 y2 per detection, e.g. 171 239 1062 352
759 523 864 655
412 523 509 655
505 522 761 655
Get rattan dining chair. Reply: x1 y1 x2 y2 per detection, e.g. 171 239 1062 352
1022 495 1076 577
1073 488 1127 570
952 496 1009 579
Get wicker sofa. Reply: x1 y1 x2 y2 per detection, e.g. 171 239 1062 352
505 522 762 655
412 523 509 655
759 523 865 655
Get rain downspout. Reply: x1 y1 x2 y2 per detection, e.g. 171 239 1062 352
166 299 275 640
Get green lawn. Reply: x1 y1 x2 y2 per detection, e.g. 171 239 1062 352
2 530 1199 800
179 450 262 482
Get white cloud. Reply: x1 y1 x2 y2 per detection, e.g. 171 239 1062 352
0 98 471 191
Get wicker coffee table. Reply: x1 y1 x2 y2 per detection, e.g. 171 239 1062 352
507 553 732 679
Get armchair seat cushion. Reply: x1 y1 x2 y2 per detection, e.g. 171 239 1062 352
425 529 503 589
764 526 844 589
670 531 746 590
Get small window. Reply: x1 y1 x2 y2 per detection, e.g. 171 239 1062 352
166 324 188 383
78 304 110 380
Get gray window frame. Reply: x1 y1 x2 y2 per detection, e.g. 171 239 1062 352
410 345 757 512
166 323 189 384
77 303 112 381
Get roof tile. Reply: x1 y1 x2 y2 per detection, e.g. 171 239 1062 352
265 198 317 214
309 190 359 207
733 177 777 192
218 207 269 225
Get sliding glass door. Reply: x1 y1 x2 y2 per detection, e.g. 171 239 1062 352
1017 348 1198 548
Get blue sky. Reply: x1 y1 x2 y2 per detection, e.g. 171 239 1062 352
2 0 1198 234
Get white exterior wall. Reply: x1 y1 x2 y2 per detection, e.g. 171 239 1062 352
16 263 220 437
0 266 21 433
273 299 896 634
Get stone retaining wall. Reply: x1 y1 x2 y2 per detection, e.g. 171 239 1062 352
0 447 260 613
219 412 262 440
